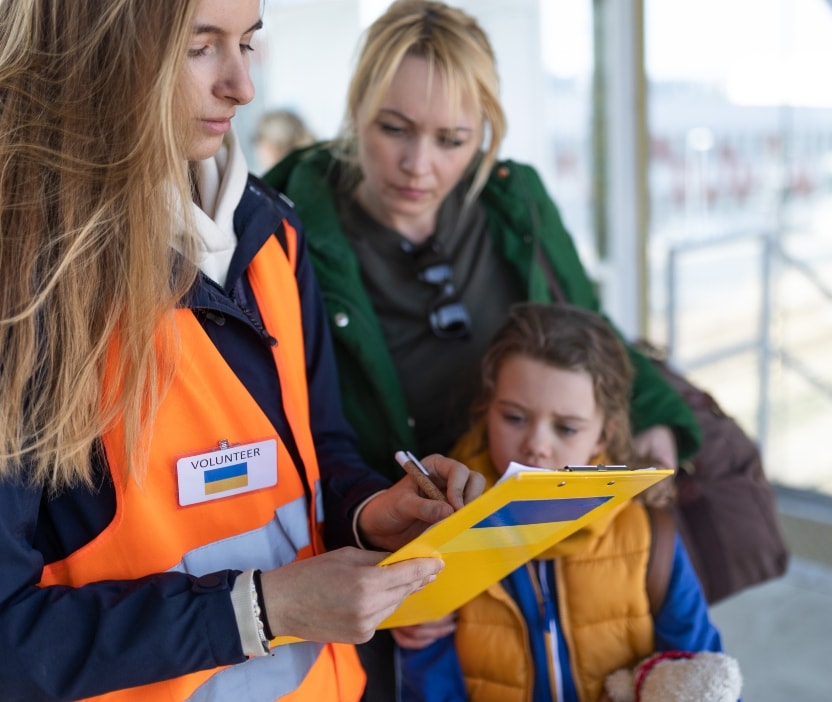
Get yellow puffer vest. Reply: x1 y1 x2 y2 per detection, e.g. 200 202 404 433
451 435 654 702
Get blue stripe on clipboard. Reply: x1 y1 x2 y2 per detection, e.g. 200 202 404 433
472 496 611 528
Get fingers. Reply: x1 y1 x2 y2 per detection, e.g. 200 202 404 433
419 454 485 511
410 486 453 523
260 549 443 644
333 556 445 640
461 469 486 504
640 478 677 508
633 425 678 471
391 613 457 650
380 555 444 593
356 454 485 551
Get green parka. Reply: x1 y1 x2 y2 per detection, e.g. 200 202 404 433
265 146 700 481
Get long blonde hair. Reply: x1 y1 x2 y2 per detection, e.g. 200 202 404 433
0 0 200 489
337 0 506 202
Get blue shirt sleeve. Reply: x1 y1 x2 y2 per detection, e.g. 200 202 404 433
398 636 468 702
654 534 724 653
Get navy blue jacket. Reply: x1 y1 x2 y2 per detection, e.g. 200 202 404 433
0 176 390 701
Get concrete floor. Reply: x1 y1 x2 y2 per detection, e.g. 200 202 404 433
708 487 832 701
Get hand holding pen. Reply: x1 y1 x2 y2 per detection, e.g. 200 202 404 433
395 450 449 504
355 453 485 552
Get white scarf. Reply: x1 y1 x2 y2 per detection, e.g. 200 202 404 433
191 130 248 287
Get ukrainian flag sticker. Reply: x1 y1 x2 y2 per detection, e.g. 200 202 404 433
176 438 278 506
203 462 249 494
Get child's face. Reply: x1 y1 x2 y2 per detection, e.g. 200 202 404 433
487 355 607 475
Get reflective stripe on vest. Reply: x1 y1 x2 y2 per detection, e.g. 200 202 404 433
39 225 363 702
167 493 313 577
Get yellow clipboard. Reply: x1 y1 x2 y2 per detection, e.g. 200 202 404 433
376 462 672 628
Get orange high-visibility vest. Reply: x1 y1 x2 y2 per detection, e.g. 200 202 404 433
40 225 365 702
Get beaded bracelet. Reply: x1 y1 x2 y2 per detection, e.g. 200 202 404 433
252 569 275 642
250 570 271 654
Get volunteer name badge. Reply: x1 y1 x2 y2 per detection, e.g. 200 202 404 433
177 438 278 506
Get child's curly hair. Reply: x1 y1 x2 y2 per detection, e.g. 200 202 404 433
471 302 637 465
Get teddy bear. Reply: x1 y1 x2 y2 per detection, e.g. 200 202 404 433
604 650 743 702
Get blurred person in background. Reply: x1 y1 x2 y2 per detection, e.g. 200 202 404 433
254 108 316 172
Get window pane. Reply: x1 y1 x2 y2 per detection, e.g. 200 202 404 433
646 0 832 490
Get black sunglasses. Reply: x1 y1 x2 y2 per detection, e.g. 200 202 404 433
402 239 472 340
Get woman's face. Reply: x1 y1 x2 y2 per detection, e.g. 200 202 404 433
354 55 482 241
486 355 607 475
180 0 261 161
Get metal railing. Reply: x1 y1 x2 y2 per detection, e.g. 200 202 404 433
664 227 832 457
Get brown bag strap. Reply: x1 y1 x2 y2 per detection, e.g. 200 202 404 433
534 239 567 304
518 164 567 305
646 507 676 616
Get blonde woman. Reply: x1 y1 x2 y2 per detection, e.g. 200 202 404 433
265 3 699 697
0 1 482 700
266 0 698 489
